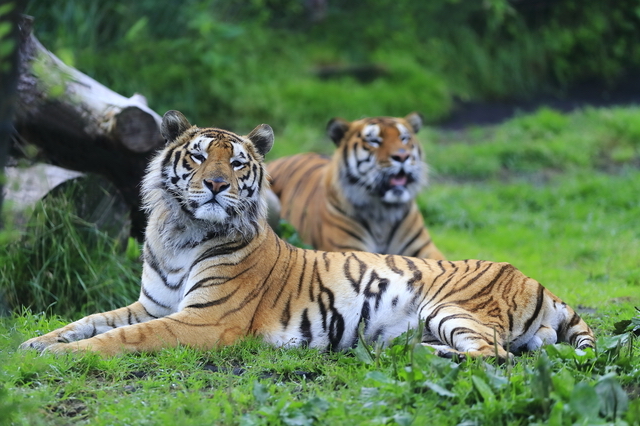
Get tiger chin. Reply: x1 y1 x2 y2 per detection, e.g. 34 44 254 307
267 113 445 260
19 111 595 360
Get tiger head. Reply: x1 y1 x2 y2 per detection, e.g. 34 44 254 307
142 110 274 241
327 113 427 208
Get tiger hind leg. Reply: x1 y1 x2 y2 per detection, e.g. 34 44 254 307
422 308 513 361
524 325 558 352
420 329 461 358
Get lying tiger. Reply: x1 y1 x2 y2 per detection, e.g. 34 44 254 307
267 113 445 259
20 111 595 359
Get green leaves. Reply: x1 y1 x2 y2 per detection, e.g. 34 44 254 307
423 381 456 398
566 382 600 420
595 374 629 420
355 326 637 425
471 375 496 405
245 382 330 426
613 307 640 336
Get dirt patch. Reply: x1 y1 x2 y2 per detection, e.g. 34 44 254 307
438 73 640 130
48 397 88 419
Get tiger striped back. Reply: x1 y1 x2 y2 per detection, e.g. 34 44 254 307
20 111 594 359
267 113 445 259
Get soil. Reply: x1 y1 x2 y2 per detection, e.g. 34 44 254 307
438 73 640 129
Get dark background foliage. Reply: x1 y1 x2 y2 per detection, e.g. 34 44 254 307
24 0 640 133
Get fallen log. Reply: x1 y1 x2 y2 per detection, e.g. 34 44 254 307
12 16 164 239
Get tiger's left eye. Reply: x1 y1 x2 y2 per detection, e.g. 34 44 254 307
191 153 206 164
231 160 244 169
366 138 382 148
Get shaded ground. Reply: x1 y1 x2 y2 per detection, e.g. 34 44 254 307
439 73 640 129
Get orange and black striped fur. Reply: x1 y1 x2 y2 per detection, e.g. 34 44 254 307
267 113 445 259
20 111 594 359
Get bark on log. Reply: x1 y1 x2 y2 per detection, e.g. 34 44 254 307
12 16 165 239
3 165 130 244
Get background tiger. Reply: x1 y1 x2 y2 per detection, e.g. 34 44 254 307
20 111 594 359
267 113 445 259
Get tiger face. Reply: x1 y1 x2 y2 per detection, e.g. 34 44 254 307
327 113 426 207
143 111 274 240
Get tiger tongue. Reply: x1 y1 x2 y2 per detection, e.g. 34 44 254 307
390 175 408 187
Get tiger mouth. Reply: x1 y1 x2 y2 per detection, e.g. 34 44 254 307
388 171 413 188
389 172 408 188
378 171 413 197
203 196 220 206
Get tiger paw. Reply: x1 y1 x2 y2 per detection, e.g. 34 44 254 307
19 336 61 352
436 348 467 362
43 342 84 355
44 339 115 357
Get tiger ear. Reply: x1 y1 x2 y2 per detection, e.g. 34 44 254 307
247 124 274 157
327 118 350 146
404 112 424 134
161 110 192 143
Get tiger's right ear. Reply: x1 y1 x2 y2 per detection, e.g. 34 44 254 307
404 112 424 134
161 110 192 143
326 118 350 146
247 124 274 157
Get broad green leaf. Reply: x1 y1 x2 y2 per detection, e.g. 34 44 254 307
626 399 640 424
423 380 456 398
471 375 496 404
393 412 414 426
546 401 565 426
299 397 329 419
531 353 553 400
397 365 425 383
567 383 600 421
550 369 575 401
253 381 270 404
544 343 579 360
594 375 628 420
597 334 630 351
483 364 508 389
365 371 395 385
353 340 374 365
281 410 313 426
613 319 632 335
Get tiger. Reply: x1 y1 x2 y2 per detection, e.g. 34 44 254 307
266 113 445 260
19 110 595 360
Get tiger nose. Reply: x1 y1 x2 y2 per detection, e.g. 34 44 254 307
391 150 410 163
203 177 230 194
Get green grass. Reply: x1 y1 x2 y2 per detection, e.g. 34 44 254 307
2 106 640 424
0 183 141 319
1 312 639 425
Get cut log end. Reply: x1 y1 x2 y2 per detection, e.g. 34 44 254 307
115 107 164 153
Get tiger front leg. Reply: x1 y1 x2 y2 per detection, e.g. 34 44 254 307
19 302 156 353
37 309 247 357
